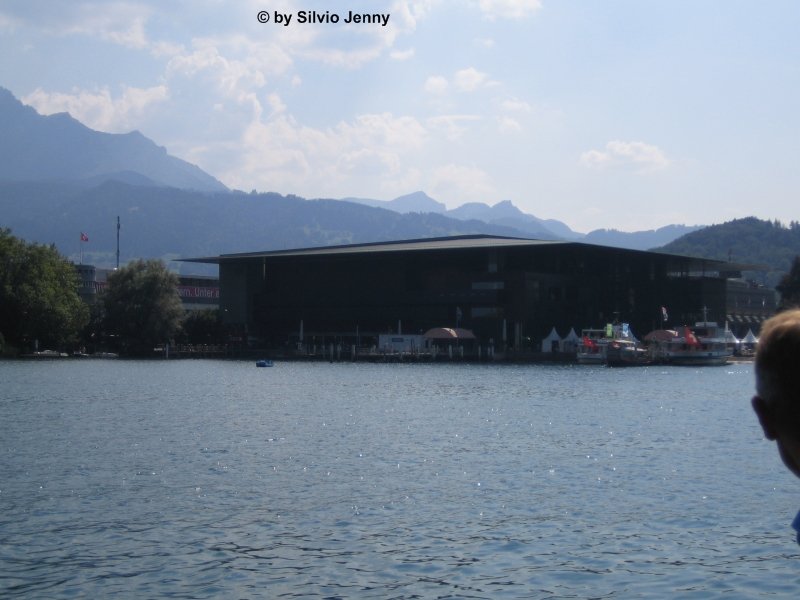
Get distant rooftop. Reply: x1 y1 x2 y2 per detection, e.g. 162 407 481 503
185 233 764 273
188 235 560 262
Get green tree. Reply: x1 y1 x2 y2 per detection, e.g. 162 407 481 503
777 255 800 311
80 299 109 353
0 228 88 352
103 259 184 355
180 308 225 345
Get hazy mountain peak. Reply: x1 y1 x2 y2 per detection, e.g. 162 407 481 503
0 87 226 192
389 191 447 213
449 200 528 222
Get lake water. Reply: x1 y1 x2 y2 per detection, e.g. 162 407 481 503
1 359 798 598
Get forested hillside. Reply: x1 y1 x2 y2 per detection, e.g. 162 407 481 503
656 217 800 287
0 181 530 271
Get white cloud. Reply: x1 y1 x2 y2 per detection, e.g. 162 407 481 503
424 75 449 95
580 140 671 172
283 0 429 70
390 47 415 61
0 11 22 32
453 67 494 92
425 68 497 95
166 36 293 97
23 85 169 132
265 92 286 116
301 44 387 70
478 0 543 20
149 39 185 59
500 98 532 113
339 113 428 150
496 116 521 132
57 3 153 49
391 0 441 29
216 111 429 196
430 163 495 204
427 114 481 140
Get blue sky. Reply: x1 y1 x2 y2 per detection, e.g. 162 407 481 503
1 0 798 232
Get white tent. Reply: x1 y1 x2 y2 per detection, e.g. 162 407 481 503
541 327 562 353
561 327 581 353
723 328 740 345
742 329 758 345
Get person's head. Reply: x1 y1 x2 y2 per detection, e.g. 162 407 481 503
752 308 800 478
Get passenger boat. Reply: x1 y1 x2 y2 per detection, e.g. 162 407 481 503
577 323 648 366
576 329 609 364
605 339 651 366
654 322 732 366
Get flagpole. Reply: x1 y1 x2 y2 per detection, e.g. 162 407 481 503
116 216 120 270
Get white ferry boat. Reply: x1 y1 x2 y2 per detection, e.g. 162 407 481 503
661 321 733 366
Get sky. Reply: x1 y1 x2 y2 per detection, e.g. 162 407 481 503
1 0 798 233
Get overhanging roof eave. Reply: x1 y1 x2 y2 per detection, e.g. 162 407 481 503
179 234 768 273
182 234 563 262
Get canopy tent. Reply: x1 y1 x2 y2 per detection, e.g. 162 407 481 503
423 327 476 340
742 329 758 345
644 329 678 343
561 327 580 352
723 329 740 345
541 327 562 353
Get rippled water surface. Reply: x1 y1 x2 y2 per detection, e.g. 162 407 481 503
1 359 799 598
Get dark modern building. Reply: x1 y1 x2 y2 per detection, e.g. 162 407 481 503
190 235 774 350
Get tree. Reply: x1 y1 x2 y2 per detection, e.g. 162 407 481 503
180 308 226 345
777 255 800 311
102 259 184 355
0 228 88 352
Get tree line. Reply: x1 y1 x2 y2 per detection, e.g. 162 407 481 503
1 229 223 357
657 217 800 288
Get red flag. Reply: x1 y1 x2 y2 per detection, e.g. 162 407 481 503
80 232 89 242
684 326 699 346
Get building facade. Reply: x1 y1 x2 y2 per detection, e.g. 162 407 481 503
192 235 774 350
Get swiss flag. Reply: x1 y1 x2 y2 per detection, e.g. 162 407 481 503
684 326 700 346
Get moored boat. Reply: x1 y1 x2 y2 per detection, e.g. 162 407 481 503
576 328 609 364
605 338 651 366
20 350 69 359
649 321 732 366
577 323 648 366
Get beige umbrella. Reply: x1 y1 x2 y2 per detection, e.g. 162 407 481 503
423 327 476 340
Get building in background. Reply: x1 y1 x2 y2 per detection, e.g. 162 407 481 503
188 235 774 351
75 265 219 311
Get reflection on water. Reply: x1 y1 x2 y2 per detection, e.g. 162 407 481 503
1 360 799 598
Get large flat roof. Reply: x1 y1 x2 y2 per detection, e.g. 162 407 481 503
189 235 561 262
185 234 764 273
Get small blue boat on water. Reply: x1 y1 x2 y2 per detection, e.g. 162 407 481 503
256 359 274 367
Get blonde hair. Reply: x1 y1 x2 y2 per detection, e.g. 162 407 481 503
755 309 800 404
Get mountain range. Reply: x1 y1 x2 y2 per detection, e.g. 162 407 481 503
340 190 703 247
0 87 226 193
0 85 775 278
